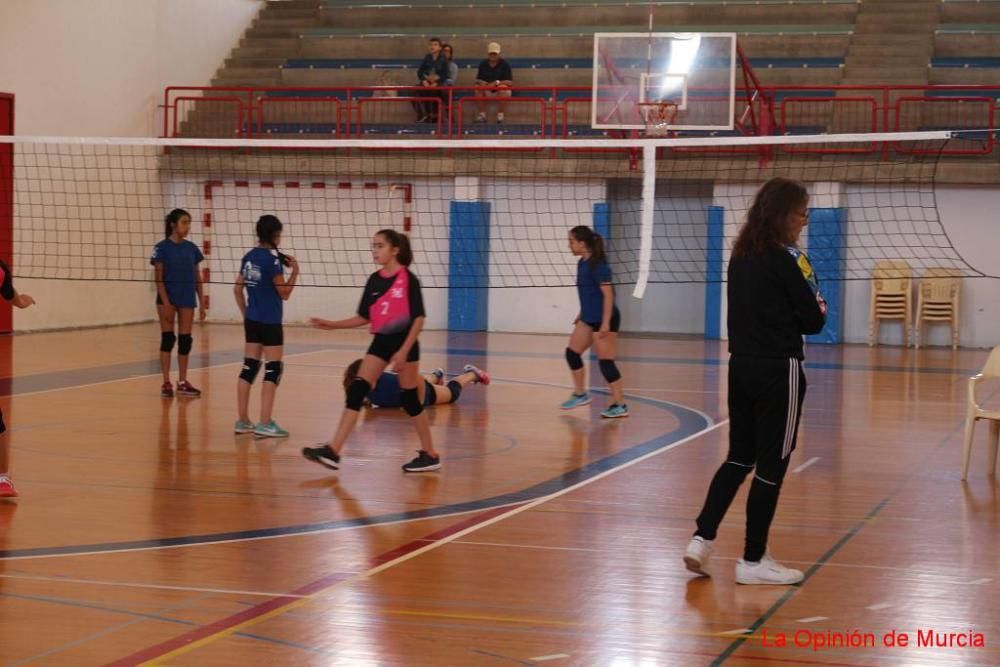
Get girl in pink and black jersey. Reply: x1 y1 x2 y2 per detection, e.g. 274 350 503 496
303 229 440 473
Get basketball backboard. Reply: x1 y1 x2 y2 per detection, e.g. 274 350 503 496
591 32 737 131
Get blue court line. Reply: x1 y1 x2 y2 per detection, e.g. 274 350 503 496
0 339 980 399
0 390 710 560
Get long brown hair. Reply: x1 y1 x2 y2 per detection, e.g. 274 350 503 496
570 225 606 268
732 178 808 259
376 229 413 266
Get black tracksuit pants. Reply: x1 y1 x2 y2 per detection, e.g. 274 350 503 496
694 355 807 562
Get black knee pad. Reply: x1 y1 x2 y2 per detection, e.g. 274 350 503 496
565 347 583 371
598 359 621 384
345 378 371 411
177 333 193 356
446 380 463 404
401 387 424 417
264 360 284 385
239 358 262 384
160 331 176 353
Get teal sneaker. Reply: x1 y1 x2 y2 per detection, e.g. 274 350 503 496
254 420 289 438
600 403 630 419
234 419 255 434
560 392 592 410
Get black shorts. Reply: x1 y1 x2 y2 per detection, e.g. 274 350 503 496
583 308 621 333
244 319 284 347
367 334 420 364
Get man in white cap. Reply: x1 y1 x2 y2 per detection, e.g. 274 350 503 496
474 42 513 123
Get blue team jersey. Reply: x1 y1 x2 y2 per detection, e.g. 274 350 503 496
367 373 434 408
150 239 203 308
576 258 614 324
240 247 284 324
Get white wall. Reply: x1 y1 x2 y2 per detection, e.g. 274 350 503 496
0 0 262 136
485 179 603 333
199 177 452 330
842 186 1000 349
0 0 263 330
607 180 716 335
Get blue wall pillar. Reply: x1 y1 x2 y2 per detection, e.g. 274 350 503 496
593 202 610 239
805 207 845 344
704 205 724 339
448 200 491 331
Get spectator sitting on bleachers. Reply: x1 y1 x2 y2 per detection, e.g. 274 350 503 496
414 37 449 123
443 44 458 87
475 42 513 123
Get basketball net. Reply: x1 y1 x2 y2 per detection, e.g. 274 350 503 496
639 101 679 137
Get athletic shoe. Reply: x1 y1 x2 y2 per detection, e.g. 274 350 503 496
0 475 18 499
234 420 255 434
302 445 340 470
431 368 446 386
161 381 174 398
560 392 591 410
735 553 804 585
176 381 201 397
462 364 491 385
402 450 441 472
683 536 713 577
254 420 289 438
600 403 630 419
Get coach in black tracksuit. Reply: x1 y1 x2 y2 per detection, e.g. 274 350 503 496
684 177 827 585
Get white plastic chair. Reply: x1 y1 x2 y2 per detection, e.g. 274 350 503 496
961 344 1000 480
915 268 961 350
869 260 913 346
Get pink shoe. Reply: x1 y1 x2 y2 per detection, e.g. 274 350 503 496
463 364 490 386
161 381 174 398
176 380 202 397
0 474 18 499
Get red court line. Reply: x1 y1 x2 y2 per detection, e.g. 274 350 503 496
103 503 523 666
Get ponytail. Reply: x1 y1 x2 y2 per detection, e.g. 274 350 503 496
570 225 606 268
256 214 289 266
164 208 190 238
376 228 413 266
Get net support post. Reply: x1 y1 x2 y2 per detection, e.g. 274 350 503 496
632 144 656 299
0 93 12 334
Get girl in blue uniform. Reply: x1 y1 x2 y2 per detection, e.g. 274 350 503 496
150 209 205 398
342 360 489 409
561 225 627 418
233 215 299 438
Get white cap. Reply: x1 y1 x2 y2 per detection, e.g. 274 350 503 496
488 42 501 54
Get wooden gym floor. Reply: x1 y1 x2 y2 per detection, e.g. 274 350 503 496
0 322 996 666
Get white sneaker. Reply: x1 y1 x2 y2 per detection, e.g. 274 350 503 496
683 536 713 577
735 553 804 585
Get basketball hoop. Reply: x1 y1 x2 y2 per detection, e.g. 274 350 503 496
639 101 679 137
